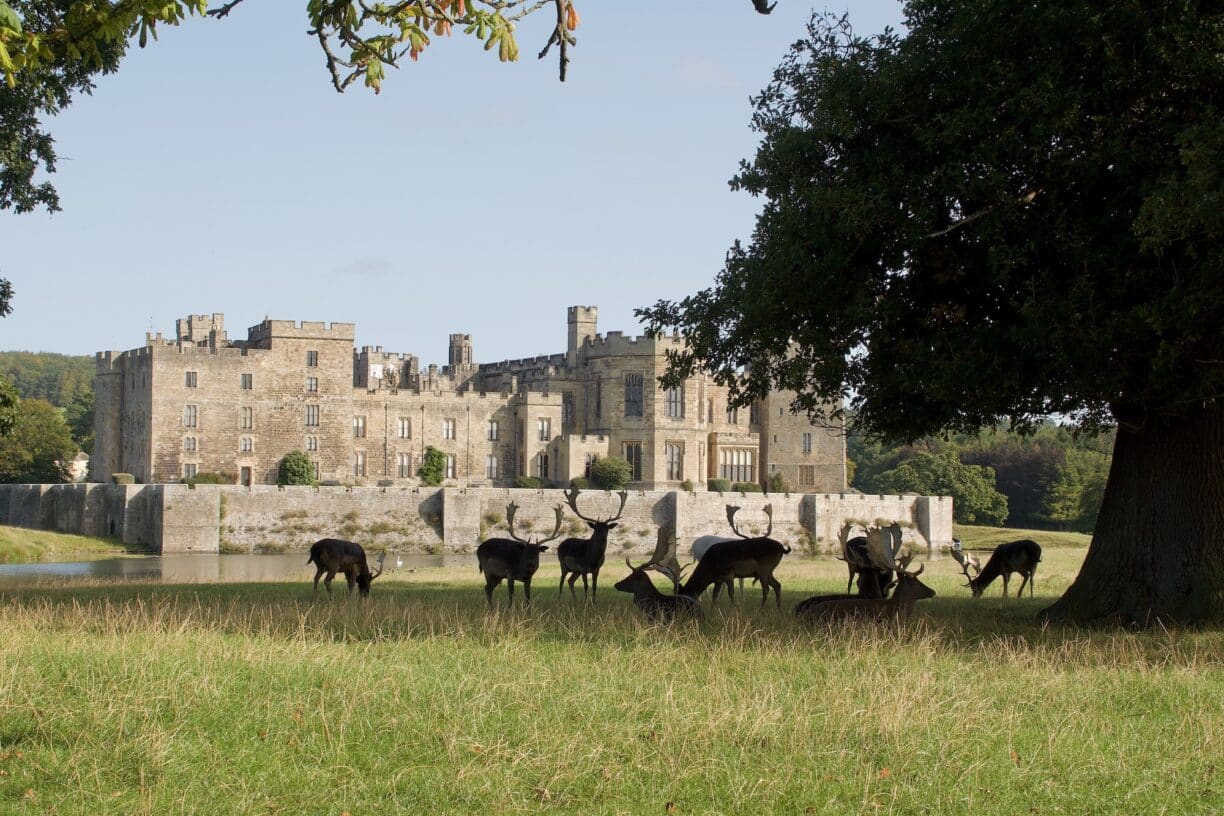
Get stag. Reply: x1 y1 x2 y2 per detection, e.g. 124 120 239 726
955 539 1042 598
307 538 385 597
556 486 629 601
795 524 911 613
614 523 700 622
476 502 564 607
797 526 935 623
681 505 790 608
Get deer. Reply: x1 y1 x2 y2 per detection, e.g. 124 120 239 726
680 504 790 608
476 502 564 607
307 538 385 597
614 523 701 623
796 525 935 623
556 486 629 602
834 522 897 599
954 539 1042 598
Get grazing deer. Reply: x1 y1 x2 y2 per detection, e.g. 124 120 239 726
954 539 1042 598
681 505 790 608
556 487 629 601
797 525 935 623
307 538 385 597
476 503 564 607
834 522 896 599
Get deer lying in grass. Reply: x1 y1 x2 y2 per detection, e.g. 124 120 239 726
953 538 1041 598
476 503 563 607
796 524 935 623
681 505 790 608
307 538 385 597
556 487 629 602
614 558 702 623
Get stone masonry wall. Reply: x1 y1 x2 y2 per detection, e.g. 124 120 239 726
0 484 954 558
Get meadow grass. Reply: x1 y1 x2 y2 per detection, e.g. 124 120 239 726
952 526 1091 549
1 549 1220 815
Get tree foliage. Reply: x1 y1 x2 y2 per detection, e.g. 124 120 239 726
276 450 314 487
639 2 1223 624
0 396 76 482
0 373 18 437
873 450 1008 526
588 456 631 491
417 445 446 486
0 352 96 450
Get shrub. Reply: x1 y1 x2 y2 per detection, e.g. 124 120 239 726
707 478 731 493
277 451 315 486
681 478 695 493
185 471 233 486
111 473 135 485
733 481 763 493
514 475 545 489
569 476 590 490
417 446 446 487
767 472 788 494
589 456 632 490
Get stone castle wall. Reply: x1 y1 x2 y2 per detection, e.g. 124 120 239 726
0 483 953 557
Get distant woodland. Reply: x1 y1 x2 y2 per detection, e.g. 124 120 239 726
0 352 94 453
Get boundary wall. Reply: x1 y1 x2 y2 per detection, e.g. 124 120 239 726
0 484 953 556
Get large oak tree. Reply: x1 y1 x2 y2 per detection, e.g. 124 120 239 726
639 2 1223 625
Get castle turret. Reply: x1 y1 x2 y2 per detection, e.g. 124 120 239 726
567 306 598 365
449 333 474 369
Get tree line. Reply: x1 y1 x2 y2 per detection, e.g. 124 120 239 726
0 351 92 483
848 423 1112 533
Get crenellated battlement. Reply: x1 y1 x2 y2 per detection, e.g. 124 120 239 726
246 318 355 345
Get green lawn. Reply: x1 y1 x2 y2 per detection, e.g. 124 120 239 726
953 525 1092 549
1 546 1220 815
0 526 142 563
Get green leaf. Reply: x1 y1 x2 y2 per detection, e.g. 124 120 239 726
0 2 22 34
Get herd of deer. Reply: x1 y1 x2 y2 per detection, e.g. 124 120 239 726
306 489 1043 624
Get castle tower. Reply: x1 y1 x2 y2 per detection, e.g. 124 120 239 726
448 334 473 368
175 313 226 347
567 306 598 365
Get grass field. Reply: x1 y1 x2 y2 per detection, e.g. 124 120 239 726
2 545 1220 815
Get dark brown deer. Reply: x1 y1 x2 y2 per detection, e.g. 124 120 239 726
614 524 700 622
797 526 935 623
680 504 790 608
556 487 629 601
955 539 1042 598
307 538 385 597
834 521 896 599
476 502 563 607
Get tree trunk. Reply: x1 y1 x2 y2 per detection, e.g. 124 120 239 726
1040 404 1224 626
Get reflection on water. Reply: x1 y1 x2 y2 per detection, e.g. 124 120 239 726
0 552 473 585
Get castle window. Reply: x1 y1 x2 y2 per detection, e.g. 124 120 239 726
305 405 320 427
665 442 684 481
536 452 549 479
183 404 198 428
595 380 602 419
313 461 320 481
443 418 456 440
183 436 196 452
562 393 573 427
355 452 366 477
241 407 254 430
183 463 197 479
719 449 755 483
353 415 366 438
624 373 643 418
623 442 643 481
399 417 412 439
306 350 318 367
750 403 761 425
802 433 812 454
798 465 815 486
445 454 456 479
240 437 253 452
584 453 597 478
306 436 318 451
726 405 739 425
665 385 684 419
707 399 714 423
240 373 252 390
487 420 498 441
185 371 197 388
485 454 499 479
306 377 318 393
396 453 411 478
537 418 551 441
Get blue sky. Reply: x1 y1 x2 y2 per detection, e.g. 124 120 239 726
1 1 902 363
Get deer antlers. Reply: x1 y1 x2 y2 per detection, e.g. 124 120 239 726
726 504 773 538
865 523 918 574
563 485 629 524
950 539 981 584
371 551 386 580
506 502 565 545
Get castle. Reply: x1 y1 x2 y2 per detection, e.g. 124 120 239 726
91 307 846 491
